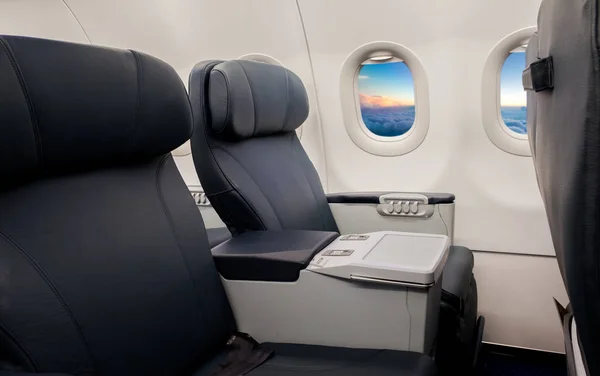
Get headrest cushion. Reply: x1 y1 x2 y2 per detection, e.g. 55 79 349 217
0 35 192 187
208 60 309 140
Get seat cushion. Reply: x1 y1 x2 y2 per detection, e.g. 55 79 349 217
207 227 232 248
194 343 437 376
441 246 474 306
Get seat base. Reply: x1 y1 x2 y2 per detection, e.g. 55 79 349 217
195 343 437 376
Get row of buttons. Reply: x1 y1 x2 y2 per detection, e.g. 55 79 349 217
191 191 211 206
384 200 420 215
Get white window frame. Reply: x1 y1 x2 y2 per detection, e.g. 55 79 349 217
340 41 429 156
482 27 536 157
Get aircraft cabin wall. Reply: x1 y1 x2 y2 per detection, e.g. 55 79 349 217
0 0 568 353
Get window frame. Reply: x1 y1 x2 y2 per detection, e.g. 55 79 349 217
340 41 429 157
482 27 536 157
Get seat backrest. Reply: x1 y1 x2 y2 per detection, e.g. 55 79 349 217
189 60 338 235
0 36 234 375
526 1 600 374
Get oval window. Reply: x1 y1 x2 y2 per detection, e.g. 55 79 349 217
481 27 535 156
357 59 415 137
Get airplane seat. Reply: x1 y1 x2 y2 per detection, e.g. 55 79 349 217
189 59 482 371
526 1 600 375
0 35 437 376
206 227 234 248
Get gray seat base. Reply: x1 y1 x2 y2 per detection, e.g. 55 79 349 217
195 343 437 376
206 229 474 300
205 230 474 302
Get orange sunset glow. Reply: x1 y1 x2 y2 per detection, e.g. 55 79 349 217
359 93 412 108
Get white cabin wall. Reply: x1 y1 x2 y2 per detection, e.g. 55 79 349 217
61 0 328 188
0 0 89 43
297 0 567 352
474 252 568 352
297 0 549 256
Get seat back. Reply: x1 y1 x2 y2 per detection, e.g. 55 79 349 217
0 36 234 375
526 1 600 374
189 60 338 234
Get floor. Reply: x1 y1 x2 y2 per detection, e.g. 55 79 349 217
477 345 567 376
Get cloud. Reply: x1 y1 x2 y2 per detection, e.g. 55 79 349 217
361 106 415 136
359 93 412 108
358 75 369 79
500 106 527 134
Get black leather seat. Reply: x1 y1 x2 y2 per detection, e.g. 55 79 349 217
190 59 473 297
190 59 480 369
206 227 233 248
0 35 435 376
526 1 600 374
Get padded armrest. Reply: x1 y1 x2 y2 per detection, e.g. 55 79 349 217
442 246 475 306
326 192 455 205
212 230 339 282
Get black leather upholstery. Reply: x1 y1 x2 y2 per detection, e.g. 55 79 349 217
0 36 436 376
206 227 233 248
208 60 309 140
0 35 235 374
0 156 235 375
0 373 73 376
527 1 600 374
0 35 191 190
190 61 338 234
212 230 338 282
440 246 474 307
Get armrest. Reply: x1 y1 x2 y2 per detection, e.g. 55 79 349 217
211 230 339 282
326 192 455 205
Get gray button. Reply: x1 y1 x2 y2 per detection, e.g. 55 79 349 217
401 201 410 214
340 235 370 241
410 202 419 214
323 249 354 256
386 201 394 214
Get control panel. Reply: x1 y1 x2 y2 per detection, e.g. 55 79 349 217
190 190 211 207
307 231 450 286
376 193 434 218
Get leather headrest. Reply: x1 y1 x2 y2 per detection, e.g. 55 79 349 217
208 60 309 140
0 35 191 187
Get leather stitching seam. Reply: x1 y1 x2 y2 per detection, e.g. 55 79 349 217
0 37 44 168
0 230 96 372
